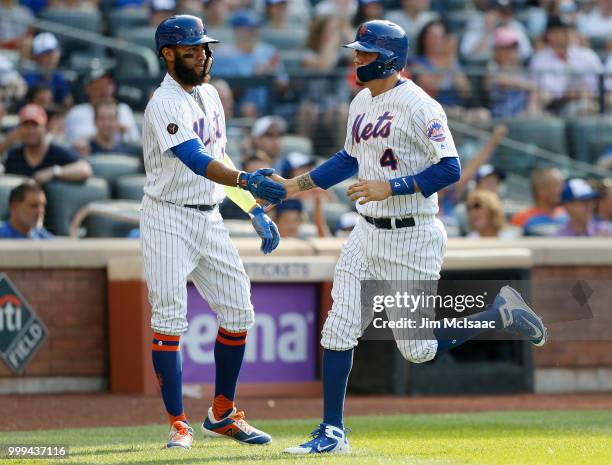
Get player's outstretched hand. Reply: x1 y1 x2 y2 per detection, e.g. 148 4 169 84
251 206 281 254
239 168 287 204
347 179 392 205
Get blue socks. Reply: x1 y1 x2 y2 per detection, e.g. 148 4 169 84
434 306 502 353
322 348 353 429
212 327 247 420
152 332 186 424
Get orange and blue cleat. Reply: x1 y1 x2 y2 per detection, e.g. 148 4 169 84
201 407 272 445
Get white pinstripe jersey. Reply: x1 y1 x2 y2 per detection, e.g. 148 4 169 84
142 73 227 205
344 79 459 218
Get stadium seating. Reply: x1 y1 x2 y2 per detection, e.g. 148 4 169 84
39 9 103 54
0 175 28 221
115 26 157 77
115 175 145 201
44 178 110 236
566 116 612 164
108 7 149 36
81 200 140 238
88 154 143 195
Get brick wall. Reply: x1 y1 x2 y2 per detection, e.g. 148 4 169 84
0 269 107 377
532 266 612 369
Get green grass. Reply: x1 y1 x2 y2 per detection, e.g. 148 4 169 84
2 410 611 465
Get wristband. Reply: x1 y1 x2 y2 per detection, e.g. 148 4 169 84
389 176 415 196
237 171 246 188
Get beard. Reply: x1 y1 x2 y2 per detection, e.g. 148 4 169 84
174 54 207 87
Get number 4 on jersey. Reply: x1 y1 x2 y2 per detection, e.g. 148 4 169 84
380 148 398 170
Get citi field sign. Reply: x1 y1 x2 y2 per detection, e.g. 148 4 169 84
0 274 48 373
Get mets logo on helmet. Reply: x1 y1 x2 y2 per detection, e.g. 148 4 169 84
426 119 446 143
358 24 368 37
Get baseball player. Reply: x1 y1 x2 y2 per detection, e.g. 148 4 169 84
141 15 286 450
278 20 548 455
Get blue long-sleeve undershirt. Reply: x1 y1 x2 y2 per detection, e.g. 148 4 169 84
170 138 215 176
310 150 358 189
391 157 461 198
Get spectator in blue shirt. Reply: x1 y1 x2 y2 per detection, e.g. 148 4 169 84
0 181 53 239
22 33 73 108
213 9 288 117
4 104 92 184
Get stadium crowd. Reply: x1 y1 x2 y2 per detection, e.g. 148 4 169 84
0 0 611 239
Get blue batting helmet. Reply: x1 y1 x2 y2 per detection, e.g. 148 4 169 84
344 20 408 82
155 15 219 57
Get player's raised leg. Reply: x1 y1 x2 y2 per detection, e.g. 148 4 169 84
285 222 371 455
433 285 548 354
141 198 196 449
191 212 271 445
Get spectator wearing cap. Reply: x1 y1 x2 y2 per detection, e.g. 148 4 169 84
273 198 304 238
475 163 506 194
529 16 603 116
22 33 73 108
65 67 140 146
385 0 439 43
466 189 519 239
334 211 359 237
0 181 53 239
460 0 532 64
556 178 612 237
251 115 287 164
0 0 34 55
213 9 289 117
3 104 92 183
511 167 568 236
353 0 383 27
148 0 176 26
577 0 612 42
486 27 539 119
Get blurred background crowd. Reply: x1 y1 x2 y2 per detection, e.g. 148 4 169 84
0 0 611 240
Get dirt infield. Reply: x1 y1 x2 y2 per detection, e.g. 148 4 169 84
2 392 612 431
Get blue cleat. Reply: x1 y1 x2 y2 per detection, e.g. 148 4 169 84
495 285 548 347
284 423 350 455
201 407 271 445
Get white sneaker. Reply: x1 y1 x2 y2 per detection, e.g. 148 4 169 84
166 420 193 449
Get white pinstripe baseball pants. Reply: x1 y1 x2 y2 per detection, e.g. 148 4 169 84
140 195 254 336
321 216 446 363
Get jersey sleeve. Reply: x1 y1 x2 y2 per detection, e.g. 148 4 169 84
147 98 198 154
416 102 459 162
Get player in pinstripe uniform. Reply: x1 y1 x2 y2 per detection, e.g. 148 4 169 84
141 15 286 450
278 20 548 454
